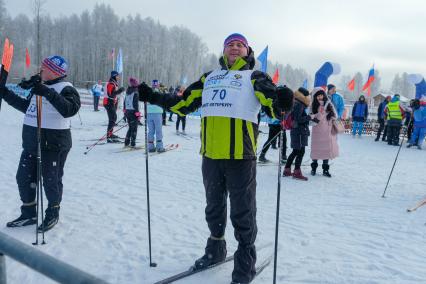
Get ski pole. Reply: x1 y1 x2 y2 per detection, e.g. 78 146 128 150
381 126 407 198
77 111 83 125
33 95 46 245
273 114 285 284
144 103 156 267
256 130 282 156
407 198 426 212
144 102 157 268
84 122 128 155
84 116 126 154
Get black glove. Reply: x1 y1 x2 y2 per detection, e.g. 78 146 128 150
31 82 53 98
312 117 320 123
276 86 294 112
138 82 154 102
18 74 42 90
118 87 125 93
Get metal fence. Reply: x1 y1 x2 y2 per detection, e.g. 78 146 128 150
0 231 110 284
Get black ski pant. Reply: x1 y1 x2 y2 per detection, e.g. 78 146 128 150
168 111 174 121
162 109 167 125
105 104 117 136
261 124 286 157
202 157 257 283
376 119 388 140
406 120 414 141
176 115 186 131
93 96 100 111
285 147 305 170
125 113 138 145
387 124 401 145
16 149 69 207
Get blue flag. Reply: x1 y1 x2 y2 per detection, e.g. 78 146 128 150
302 79 308 89
257 46 268 73
116 48 123 74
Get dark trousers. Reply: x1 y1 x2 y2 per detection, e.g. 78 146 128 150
168 112 174 121
261 124 286 157
202 157 257 283
406 120 414 140
387 125 401 145
162 110 167 125
93 96 100 111
105 104 117 136
125 113 138 146
312 159 329 165
176 116 186 131
16 149 69 207
376 119 388 140
285 147 305 169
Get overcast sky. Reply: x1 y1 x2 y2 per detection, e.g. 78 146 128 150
6 0 426 88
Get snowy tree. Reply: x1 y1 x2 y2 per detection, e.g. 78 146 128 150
390 72 415 98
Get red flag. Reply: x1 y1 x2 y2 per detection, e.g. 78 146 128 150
25 48 30 69
272 69 279 84
347 78 355 91
367 85 371 96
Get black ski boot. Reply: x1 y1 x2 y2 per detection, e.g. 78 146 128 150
322 164 331 178
311 161 318 176
258 153 269 163
193 238 227 270
232 244 256 284
6 203 37 227
38 205 60 233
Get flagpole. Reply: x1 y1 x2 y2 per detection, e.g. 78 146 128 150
112 48 115 71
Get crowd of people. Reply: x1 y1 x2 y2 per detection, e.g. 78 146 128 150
1 31 425 284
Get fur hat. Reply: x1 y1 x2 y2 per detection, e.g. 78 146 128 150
294 87 311 107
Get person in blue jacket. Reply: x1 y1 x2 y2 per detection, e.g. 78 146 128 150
375 95 390 141
91 80 103 111
327 84 345 119
351 95 368 137
407 97 426 149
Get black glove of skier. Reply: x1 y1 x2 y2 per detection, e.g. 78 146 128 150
117 87 125 93
31 82 54 98
312 117 320 123
276 86 294 112
138 82 154 102
18 74 42 90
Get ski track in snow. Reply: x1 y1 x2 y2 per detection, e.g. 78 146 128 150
0 104 425 284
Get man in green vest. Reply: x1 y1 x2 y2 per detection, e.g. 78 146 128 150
384 94 405 146
138 33 293 284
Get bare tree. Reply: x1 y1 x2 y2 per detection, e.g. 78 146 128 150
32 0 46 67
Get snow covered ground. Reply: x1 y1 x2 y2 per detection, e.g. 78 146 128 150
0 103 425 284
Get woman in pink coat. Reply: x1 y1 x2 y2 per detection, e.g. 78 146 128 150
310 87 339 177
